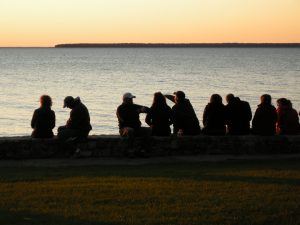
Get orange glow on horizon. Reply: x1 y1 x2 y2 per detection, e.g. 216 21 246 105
0 0 299 47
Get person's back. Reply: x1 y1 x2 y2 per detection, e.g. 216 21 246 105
117 103 143 129
146 92 172 136
252 94 277 135
58 96 92 140
203 94 226 135
67 98 92 134
276 98 300 135
170 91 200 136
146 105 172 136
116 92 150 138
31 95 55 138
225 94 252 135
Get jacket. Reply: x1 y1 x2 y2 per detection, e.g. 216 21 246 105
225 98 252 135
146 105 172 136
66 97 92 133
117 103 149 129
252 103 277 135
276 106 300 135
203 102 226 135
172 99 201 135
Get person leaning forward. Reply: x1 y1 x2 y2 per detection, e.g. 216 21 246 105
57 96 92 140
116 92 151 137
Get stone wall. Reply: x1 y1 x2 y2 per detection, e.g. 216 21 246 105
0 135 300 159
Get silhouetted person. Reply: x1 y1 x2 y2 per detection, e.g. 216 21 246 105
57 96 92 140
146 92 172 136
31 95 55 138
117 92 151 157
202 94 226 135
252 94 277 135
165 91 201 136
117 92 151 137
276 98 300 135
225 94 252 135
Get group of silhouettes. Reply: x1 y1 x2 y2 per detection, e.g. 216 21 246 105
31 91 300 140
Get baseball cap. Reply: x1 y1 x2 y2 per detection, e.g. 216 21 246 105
63 96 74 108
123 92 136 99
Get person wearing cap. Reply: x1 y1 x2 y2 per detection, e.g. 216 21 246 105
165 91 201 136
57 96 92 140
116 92 150 138
31 95 55 138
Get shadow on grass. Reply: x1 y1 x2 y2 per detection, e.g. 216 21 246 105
198 174 300 186
0 210 120 225
0 159 300 186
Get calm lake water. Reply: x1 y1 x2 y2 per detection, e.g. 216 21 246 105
0 47 300 136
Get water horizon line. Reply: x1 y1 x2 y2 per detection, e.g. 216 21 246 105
55 43 300 48
1 43 300 48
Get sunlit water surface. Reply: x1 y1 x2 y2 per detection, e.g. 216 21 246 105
0 48 299 136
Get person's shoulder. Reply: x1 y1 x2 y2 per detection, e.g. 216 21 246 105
266 104 276 111
35 107 45 114
34 108 41 112
117 103 126 111
291 108 298 115
241 100 249 105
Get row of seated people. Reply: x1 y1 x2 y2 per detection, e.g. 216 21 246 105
117 91 300 137
31 92 300 139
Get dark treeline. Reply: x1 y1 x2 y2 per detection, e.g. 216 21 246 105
54 43 300 48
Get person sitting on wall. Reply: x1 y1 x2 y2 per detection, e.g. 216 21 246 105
31 95 55 138
165 91 201 136
202 94 226 135
252 94 277 135
116 92 151 138
116 92 151 156
146 92 173 136
57 96 92 140
225 94 252 135
276 98 300 135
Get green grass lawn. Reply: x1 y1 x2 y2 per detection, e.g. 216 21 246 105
0 159 300 225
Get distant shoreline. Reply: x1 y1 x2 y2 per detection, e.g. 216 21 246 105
54 43 300 48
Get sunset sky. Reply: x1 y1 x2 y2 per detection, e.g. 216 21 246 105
0 0 299 47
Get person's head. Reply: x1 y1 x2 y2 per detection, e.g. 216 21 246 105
210 94 222 104
40 95 52 108
260 94 272 105
152 92 167 107
63 96 75 109
276 98 291 109
226 93 235 104
174 91 185 104
122 92 136 104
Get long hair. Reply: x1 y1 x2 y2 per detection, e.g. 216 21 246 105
152 92 167 108
40 95 52 108
277 98 292 109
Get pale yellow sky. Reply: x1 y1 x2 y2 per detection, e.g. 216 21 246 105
0 0 299 47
